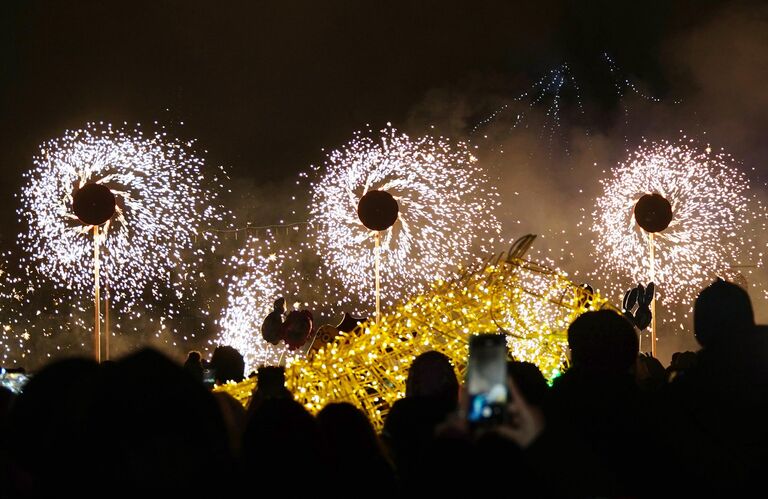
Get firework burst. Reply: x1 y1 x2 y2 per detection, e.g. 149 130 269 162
309 125 501 308
19 123 225 311
591 139 766 307
214 235 305 372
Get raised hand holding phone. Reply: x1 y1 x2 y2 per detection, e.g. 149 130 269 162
494 372 546 449
466 334 508 428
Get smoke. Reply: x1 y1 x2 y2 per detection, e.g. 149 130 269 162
403 2 768 364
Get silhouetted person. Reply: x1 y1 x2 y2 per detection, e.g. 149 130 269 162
471 361 551 496
405 350 460 409
666 350 697 382
694 279 755 348
5 358 103 497
0 385 17 495
317 402 398 495
661 280 768 493
549 310 649 497
635 352 666 393
248 366 292 416
183 350 204 383
213 391 247 456
98 348 233 493
506 360 549 413
210 345 245 384
241 398 329 493
382 350 459 490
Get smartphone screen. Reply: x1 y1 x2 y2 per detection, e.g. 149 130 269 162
466 334 508 426
202 368 216 389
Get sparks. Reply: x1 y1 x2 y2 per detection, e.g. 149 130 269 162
213 236 296 372
18 123 224 313
309 125 501 309
591 139 766 307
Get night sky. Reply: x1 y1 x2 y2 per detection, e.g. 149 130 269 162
2 0 768 363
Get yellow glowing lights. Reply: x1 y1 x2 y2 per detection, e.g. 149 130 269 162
216 238 612 428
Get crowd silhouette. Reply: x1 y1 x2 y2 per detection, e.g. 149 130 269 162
1 279 767 497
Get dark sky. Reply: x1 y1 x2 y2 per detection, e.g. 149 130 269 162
0 0 740 235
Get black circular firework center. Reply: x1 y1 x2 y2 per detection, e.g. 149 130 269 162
72 183 117 226
634 193 673 233
357 190 399 231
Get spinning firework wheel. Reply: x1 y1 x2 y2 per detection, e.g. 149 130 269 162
309 125 501 314
20 123 226 358
592 140 766 354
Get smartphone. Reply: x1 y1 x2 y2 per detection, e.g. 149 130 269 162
0 370 31 394
202 368 216 389
466 334 508 427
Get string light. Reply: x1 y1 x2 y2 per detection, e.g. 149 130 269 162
216 239 613 428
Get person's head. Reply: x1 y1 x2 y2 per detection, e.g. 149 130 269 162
635 353 666 392
405 350 459 409
667 351 698 382
567 310 638 374
249 366 291 415
506 360 549 408
210 345 245 384
184 351 202 365
256 366 290 398
694 279 755 348
99 348 233 490
316 402 382 459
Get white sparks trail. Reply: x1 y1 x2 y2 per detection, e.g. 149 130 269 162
19 122 226 314
309 125 501 308
591 139 767 308
214 236 296 372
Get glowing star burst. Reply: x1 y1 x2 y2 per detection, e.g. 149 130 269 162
309 125 500 309
216 237 612 428
591 139 766 307
214 236 295 372
19 123 224 311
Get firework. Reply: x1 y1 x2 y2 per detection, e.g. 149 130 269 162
18 123 225 312
309 125 501 310
591 139 766 307
214 235 298 372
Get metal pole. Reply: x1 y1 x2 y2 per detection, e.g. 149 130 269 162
93 225 101 363
375 231 381 325
649 232 657 358
105 280 110 361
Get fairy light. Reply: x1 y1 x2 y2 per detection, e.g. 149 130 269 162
216 242 612 428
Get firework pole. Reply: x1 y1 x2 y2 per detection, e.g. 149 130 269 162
649 232 657 358
93 225 101 363
105 277 110 361
375 231 381 325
